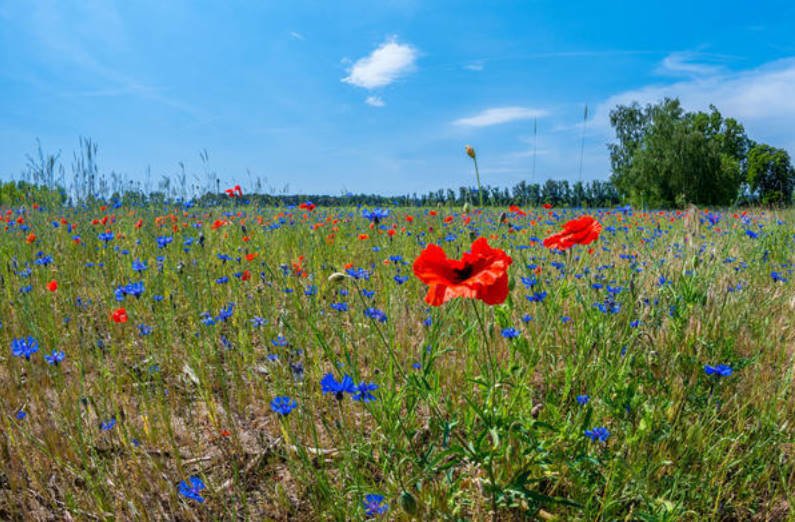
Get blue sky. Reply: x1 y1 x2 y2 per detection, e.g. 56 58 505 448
1 0 794 196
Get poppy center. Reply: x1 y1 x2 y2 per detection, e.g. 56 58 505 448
452 264 474 282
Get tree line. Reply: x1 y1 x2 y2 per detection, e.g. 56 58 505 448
5 97 793 209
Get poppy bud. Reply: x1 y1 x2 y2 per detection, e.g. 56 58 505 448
465 145 476 159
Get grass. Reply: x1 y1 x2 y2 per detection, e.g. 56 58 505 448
0 201 793 521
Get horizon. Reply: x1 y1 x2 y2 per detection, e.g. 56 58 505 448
1 1 794 196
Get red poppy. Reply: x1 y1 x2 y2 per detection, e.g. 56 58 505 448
542 215 602 251
413 237 512 306
46 280 58 292
224 185 243 198
542 203 553 209
299 202 316 212
26 233 36 243
111 308 128 323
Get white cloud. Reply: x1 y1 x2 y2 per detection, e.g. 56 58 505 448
655 51 726 77
365 95 385 107
453 107 548 127
342 38 417 89
289 31 304 40
464 61 484 71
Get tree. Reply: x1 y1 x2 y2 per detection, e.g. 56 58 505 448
746 144 795 206
608 98 749 208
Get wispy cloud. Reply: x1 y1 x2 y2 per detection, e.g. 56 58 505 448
19 2 203 119
453 107 548 127
289 31 304 40
342 38 417 89
365 95 385 107
592 58 795 132
655 51 727 77
464 61 484 71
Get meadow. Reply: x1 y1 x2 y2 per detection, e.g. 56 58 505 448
0 200 793 521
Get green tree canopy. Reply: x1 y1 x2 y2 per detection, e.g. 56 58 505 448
608 98 750 208
746 144 794 206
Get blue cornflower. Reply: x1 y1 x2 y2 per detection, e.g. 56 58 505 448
422 316 432 327
584 426 610 442
132 259 148 272
98 231 114 243
526 291 547 303
124 281 144 298
216 276 229 284
393 275 409 285
520 276 538 288
330 302 349 312
156 236 173 248
363 494 389 518
522 314 533 323
771 271 788 283
320 373 356 399
272 335 288 347
216 303 235 322
501 327 520 339
34 255 53 266
361 289 376 298
270 396 298 416
16 409 26 420
11 336 39 360
44 349 65 365
100 417 116 431
704 364 733 377
745 229 759 239
361 208 390 222
576 394 590 406
178 476 206 503
304 285 318 296
352 382 378 402
251 316 267 328
345 267 371 280
364 307 387 323
138 324 153 336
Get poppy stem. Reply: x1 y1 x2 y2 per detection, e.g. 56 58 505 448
472 157 483 208
470 300 496 380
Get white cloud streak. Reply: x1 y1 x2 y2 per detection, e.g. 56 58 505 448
453 106 548 127
365 95 385 107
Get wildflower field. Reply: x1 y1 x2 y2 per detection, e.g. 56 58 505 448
1 201 793 521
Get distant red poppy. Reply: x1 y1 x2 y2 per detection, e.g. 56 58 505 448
240 270 251 281
413 237 512 306
26 233 36 243
542 203 553 209
299 201 316 212
542 215 602 251
46 280 58 292
111 308 128 323
224 185 243 198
